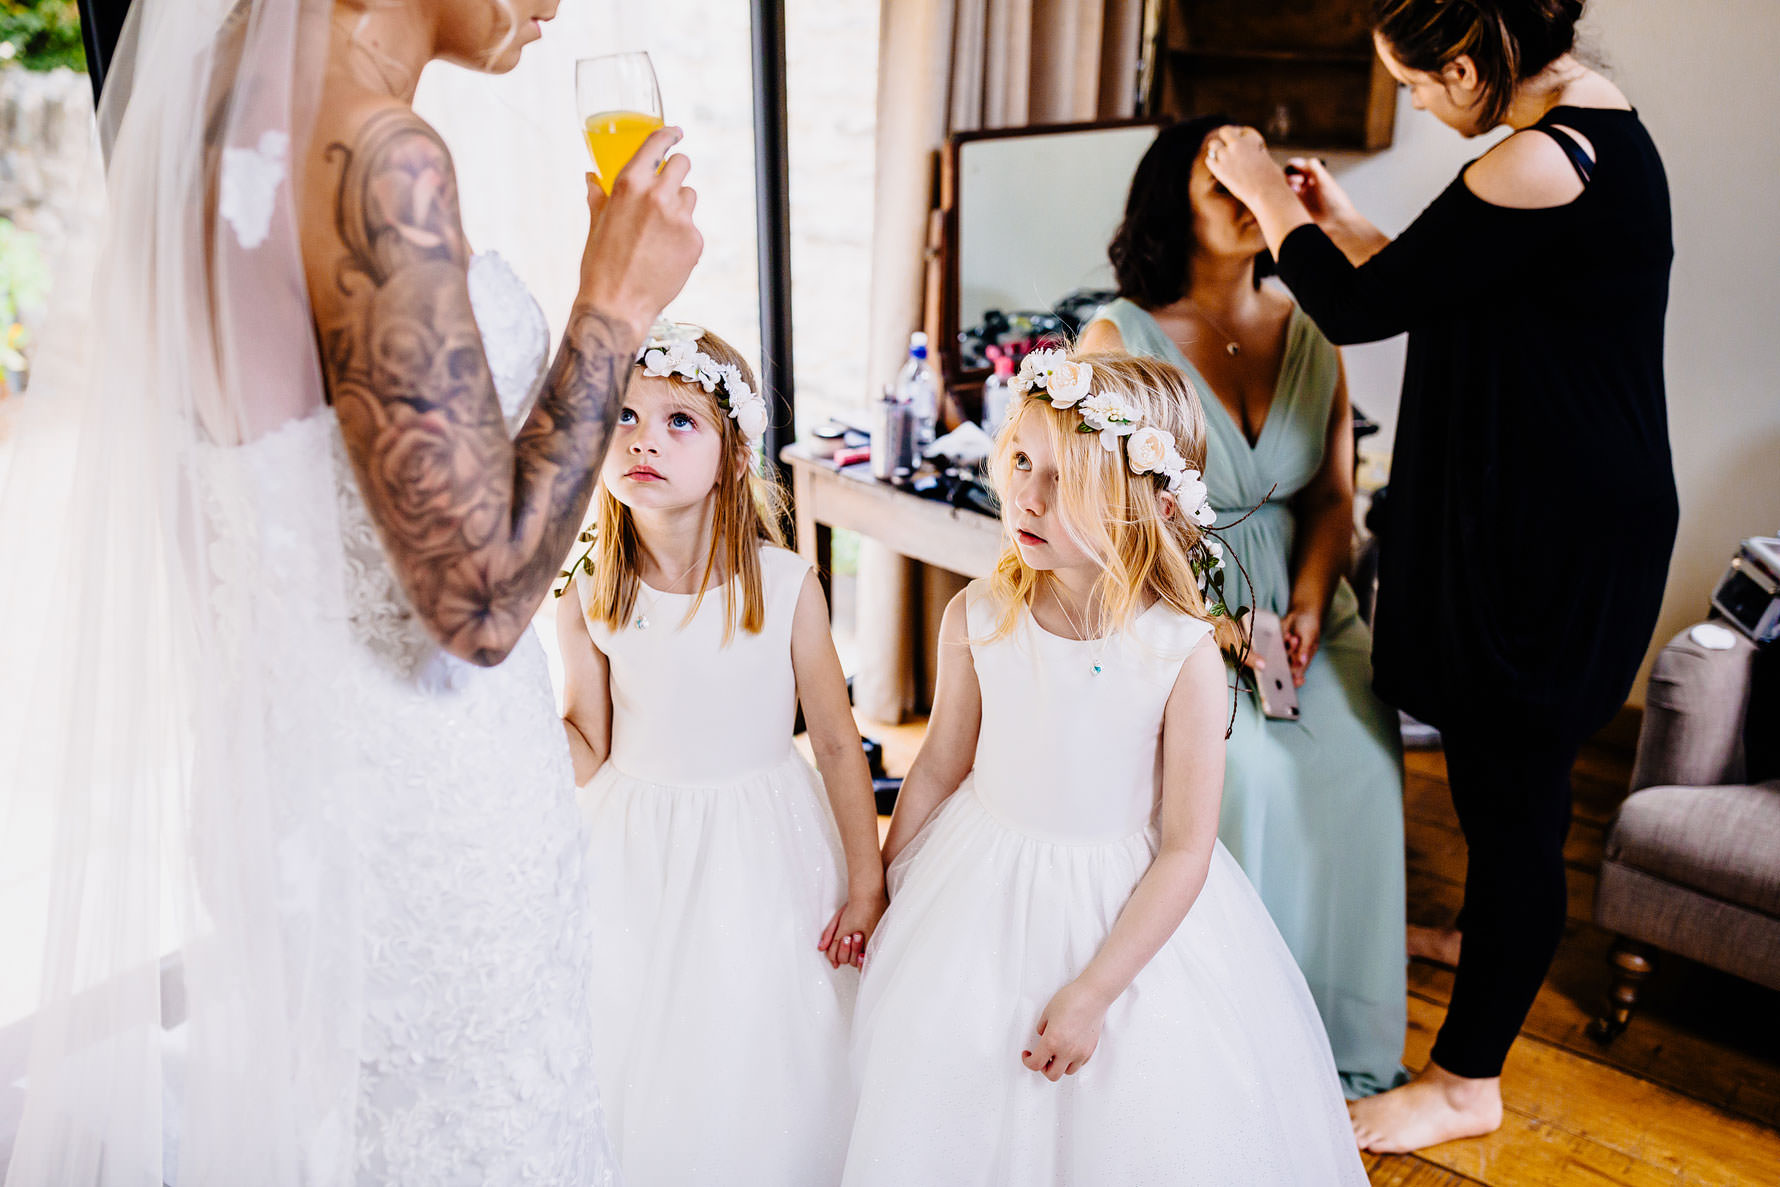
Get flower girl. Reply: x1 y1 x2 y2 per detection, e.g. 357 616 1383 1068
843 350 1368 1184
557 322 886 1185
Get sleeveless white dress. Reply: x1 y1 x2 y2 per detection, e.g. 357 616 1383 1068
195 253 618 1185
574 545 855 1186
842 583 1368 1185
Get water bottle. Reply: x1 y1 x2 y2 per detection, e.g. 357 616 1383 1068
980 348 1014 437
895 331 939 454
871 383 913 481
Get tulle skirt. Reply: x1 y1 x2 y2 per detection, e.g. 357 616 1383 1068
580 751 857 1186
844 780 1367 1186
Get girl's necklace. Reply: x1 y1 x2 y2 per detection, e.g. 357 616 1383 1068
632 550 705 631
1051 589 1111 677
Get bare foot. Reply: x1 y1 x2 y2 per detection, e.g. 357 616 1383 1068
1348 1062 1503 1153
1407 923 1462 967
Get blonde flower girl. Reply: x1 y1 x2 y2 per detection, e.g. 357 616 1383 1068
557 322 886 1185
843 350 1368 1185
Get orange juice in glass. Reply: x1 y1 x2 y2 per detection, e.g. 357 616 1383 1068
576 53 663 193
583 110 666 192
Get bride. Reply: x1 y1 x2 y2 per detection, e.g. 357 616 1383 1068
0 1 699 1183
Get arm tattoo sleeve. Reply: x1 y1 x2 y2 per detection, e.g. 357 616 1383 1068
318 109 630 665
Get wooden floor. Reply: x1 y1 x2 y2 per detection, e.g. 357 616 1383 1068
856 720 1780 1186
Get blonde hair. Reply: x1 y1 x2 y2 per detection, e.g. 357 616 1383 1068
983 350 1240 652
582 328 787 643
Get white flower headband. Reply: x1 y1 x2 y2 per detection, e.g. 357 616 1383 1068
1011 349 1217 530
636 319 771 446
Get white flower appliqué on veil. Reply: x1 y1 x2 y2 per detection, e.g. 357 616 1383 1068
219 130 291 250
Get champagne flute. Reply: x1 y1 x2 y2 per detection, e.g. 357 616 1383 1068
576 51 665 194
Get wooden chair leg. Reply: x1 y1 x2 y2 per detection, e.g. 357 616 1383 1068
1588 937 1657 1044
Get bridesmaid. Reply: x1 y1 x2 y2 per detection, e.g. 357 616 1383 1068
1082 115 1407 1099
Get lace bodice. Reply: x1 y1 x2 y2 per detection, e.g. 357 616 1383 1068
191 252 614 1184
468 251 553 435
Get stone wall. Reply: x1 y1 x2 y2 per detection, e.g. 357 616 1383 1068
0 66 92 257
0 65 94 386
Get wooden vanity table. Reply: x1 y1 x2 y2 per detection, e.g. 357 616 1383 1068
779 443 1002 586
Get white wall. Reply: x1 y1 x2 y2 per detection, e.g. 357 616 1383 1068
1317 0 1780 705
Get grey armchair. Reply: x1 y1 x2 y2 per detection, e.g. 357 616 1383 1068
1589 622 1780 1041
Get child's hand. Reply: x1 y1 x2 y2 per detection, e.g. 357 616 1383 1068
817 888 888 969
1021 981 1107 1082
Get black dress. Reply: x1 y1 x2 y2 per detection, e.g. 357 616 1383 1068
1276 106 1678 739
1277 106 1679 1079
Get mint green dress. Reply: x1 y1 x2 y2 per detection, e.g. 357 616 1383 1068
1093 298 1408 1097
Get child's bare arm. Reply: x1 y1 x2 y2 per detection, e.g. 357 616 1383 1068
1022 634 1225 1080
789 570 887 967
556 583 612 786
880 592 981 870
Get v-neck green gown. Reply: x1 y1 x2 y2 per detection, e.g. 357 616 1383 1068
1092 297 1407 1097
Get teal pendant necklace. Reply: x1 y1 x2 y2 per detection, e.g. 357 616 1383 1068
1052 591 1110 677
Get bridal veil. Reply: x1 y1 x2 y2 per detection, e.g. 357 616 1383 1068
2 2 359 1182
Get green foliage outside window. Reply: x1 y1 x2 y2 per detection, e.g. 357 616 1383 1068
0 1 87 73
0 218 49 372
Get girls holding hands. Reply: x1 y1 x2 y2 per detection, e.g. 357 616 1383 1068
558 322 884 1186
841 350 1366 1184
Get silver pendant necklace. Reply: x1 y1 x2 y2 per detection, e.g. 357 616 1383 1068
633 551 705 631
1051 589 1110 677
1185 299 1243 358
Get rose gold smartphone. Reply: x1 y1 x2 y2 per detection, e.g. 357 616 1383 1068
1245 608 1300 721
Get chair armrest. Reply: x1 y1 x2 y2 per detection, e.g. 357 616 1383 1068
1631 623 1755 792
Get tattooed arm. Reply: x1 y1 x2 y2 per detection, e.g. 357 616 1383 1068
305 105 699 665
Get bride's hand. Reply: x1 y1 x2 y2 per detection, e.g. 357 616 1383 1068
577 125 704 348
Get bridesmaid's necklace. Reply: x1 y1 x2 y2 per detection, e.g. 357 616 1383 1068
632 551 705 631
1183 298 1243 358
1050 589 1111 677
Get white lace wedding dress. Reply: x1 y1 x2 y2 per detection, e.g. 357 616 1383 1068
189 253 617 1185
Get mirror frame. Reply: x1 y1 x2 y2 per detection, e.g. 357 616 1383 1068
936 116 1170 392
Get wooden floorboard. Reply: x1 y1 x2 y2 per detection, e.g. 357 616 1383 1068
1408 928 1780 1132
1363 1153 1489 1186
1401 995 1780 1184
1396 737 1780 1184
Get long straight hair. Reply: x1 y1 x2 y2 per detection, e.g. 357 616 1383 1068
982 351 1240 654
582 328 787 644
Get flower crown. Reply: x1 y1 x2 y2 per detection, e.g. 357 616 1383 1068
636 319 770 446
1011 349 1217 529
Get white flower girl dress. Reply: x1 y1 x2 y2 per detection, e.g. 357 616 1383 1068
843 582 1368 1185
575 544 856 1185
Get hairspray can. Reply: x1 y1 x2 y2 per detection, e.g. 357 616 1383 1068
871 384 913 481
